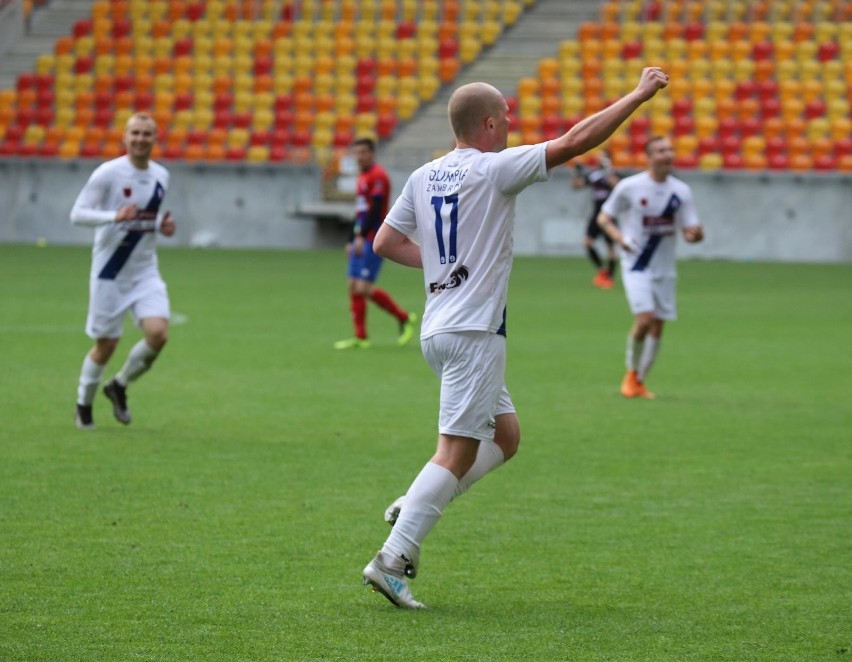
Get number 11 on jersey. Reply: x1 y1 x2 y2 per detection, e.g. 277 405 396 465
431 194 459 264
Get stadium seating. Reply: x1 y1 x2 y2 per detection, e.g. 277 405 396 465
512 0 851 171
0 0 535 164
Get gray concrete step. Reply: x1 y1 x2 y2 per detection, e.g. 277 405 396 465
0 0 95 89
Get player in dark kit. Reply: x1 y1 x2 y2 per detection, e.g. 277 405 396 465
572 151 620 289
334 138 417 349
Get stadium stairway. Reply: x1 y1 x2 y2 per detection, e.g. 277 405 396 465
378 0 601 167
0 0 97 90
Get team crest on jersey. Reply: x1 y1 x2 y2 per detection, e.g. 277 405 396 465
123 186 132 198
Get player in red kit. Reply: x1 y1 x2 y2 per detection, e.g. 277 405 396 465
334 138 417 349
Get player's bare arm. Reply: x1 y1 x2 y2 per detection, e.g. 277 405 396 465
374 223 423 269
353 235 365 257
683 226 704 243
597 211 634 252
545 67 669 170
159 211 176 237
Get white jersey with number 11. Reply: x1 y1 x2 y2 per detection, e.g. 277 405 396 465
384 143 550 340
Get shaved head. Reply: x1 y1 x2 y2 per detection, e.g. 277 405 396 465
126 111 157 133
448 82 507 145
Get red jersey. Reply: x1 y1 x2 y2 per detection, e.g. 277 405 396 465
355 163 391 241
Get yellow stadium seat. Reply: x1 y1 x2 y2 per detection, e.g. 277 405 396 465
732 59 755 82
460 39 482 65
619 20 641 41
417 75 439 101
172 110 193 129
560 76 582 96
518 95 542 116
245 145 269 162
227 128 249 148
673 135 698 157
556 93 581 116
59 140 81 159
827 99 850 120
802 79 824 103
503 1 522 25
558 40 579 60
642 38 665 61
355 112 378 132
601 58 623 78
650 114 674 135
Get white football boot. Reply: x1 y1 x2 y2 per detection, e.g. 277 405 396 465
362 551 426 609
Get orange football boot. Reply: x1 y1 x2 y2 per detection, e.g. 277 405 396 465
621 370 641 397
635 380 655 399
592 269 609 288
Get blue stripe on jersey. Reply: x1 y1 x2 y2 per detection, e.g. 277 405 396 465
446 193 458 264
143 181 166 214
497 306 507 337
98 231 145 279
661 193 681 218
630 234 663 272
630 193 680 272
98 181 165 280
431 195 447 264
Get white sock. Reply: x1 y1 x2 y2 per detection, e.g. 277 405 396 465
382 462 458 562
638 336 660 382
77 355 105 406
115 340 159 386
626 335 644 371
455 440 504 499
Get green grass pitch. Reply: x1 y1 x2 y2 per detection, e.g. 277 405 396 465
1 244 850 661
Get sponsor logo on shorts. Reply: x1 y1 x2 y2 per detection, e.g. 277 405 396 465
429 265 469 294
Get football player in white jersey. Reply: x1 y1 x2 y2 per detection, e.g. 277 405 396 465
360 68 670 608
597 136 704 399
70 112 176 429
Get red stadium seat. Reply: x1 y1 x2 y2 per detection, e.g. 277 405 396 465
232 111 252 128
39 142 60 157
697 137 720 155
722 153 744 169
174 38 193 57
290 129 311 147
768 153 790 170
269 145 287 162
805 100 826 119
333 129 354 146
72 19 92 38
376 114 397 139
249 130 270 146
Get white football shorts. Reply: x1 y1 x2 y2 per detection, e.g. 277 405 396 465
621 269 677 320
86 275 170 339
422 330 515 443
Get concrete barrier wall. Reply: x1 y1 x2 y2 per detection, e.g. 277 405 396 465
1 158 850 262
0 159 349 249
513 168 852 263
